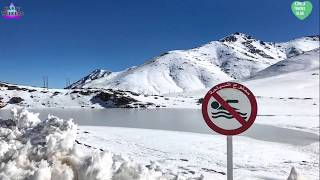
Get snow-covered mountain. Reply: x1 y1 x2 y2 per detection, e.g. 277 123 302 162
68 69 115 89
276 35 319 58
249 48 319 79
68 33 319 94
243 48 319 99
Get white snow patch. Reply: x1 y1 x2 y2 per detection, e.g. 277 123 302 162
0 108 201 180
287 167 306 180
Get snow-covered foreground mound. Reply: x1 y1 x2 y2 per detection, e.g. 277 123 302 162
0 109 200 180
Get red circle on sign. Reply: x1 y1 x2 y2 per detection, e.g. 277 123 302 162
201 82 258 136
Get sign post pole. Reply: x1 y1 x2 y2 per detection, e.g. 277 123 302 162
227 136 233 180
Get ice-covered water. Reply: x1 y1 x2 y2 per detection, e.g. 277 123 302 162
0 108 317 146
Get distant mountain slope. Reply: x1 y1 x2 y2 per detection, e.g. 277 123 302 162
68 69 121 90
276 35 319 58
249 48 319 79
68 33 319 94
244 48 319 98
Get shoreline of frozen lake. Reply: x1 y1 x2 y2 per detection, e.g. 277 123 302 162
0 108 318 146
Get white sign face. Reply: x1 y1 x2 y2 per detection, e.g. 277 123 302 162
207 88 252 130
202 82 258 136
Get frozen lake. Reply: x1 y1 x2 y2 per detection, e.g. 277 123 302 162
0 108 318 145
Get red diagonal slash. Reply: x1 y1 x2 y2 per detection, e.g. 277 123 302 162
211 92 247 126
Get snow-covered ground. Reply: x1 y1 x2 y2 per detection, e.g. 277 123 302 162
0 108 317 180
77 126 318 180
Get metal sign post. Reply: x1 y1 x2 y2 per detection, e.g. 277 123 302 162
227 136 233 180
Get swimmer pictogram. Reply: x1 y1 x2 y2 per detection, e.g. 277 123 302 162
211 100 247 119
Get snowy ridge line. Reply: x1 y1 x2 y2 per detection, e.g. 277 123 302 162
0 108 204 180
0 84 162 109
67 33 319 94
0 81 205 109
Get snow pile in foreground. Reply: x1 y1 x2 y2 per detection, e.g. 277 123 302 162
0 109 200 180
287 167 306 180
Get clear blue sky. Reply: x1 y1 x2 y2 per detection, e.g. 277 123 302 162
0 0 319 88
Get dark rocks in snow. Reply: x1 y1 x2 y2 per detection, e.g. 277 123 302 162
79 91 93 96
201 168 226 175
91 90 157 108
306 35 319 41
146 102 154 106
0 119 16 128
95 92 113 101
159 52 169 57
197 98 204 105
220 32 254 43
7 86 20 90
302 98 312 100
8 97 24 104
6 85 29 91
287 48 302 57
92 91 138 107
0 82 38 93
75 139 104 151
71 90 97 96
0 97 5 108
220 35 237 42
114 96 138 106
52 92 60 96
241 40 274 59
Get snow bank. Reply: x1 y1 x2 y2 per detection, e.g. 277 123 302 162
0 108 200 180
287 167 306 180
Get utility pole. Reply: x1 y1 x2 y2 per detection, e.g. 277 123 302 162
66 78 71 87
43 76 49 89
43 76 45 88
46 76 49 89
